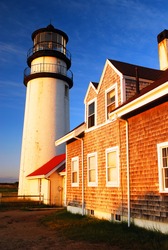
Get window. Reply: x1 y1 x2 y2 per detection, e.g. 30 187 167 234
71 157 79 187
106 147 120 187
157 142 168 192
88 101 96 128
87 153 98 186
106 85 117 119
65 85 69 97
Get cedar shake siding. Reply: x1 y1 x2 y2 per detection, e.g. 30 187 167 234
66 121 128 217
66 139 83 207
128 102 168 223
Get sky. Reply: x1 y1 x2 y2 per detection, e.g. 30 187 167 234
0 0 168 182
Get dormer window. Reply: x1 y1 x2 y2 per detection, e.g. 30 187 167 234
87 100 96 128
106 85 117 119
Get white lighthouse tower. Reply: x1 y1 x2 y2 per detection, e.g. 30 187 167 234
18 24 73 200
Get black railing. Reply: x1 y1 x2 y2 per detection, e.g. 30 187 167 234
24 63 73 81
27 42 71 61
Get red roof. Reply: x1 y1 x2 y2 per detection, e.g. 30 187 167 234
27 154 66 178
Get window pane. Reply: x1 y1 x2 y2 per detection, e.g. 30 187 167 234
89 156 95 169
107 150 118 185
162 147 168 168
162 148 167 157
45 32 52 41
88 155 96 183
108 151 116 167
107 89 115 105
107 103 116 114
108 167 117 182
108 167 112 182
89 169 95 182
72 172 77 183
72 160 78 171
107 89 115 117
57 34 62 44
41 33 46 42
88 115 95 128
72 158 78 184
88 102 95 128
165 179 168 188
89 102 95 115
164 168 168 188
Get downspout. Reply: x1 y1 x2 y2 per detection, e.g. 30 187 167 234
74 137 84 216
118 118 130 227
125 120 130 227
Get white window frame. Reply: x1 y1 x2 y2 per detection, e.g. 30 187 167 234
71 156 79 187
86 98 97 129
87 152 98 187
105 84 118 120
157 142 168 193
106 146 120 187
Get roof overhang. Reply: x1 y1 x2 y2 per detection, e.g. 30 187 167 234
55 123 85 146
26 153 66 180
27 161 65 179
109 81 168 120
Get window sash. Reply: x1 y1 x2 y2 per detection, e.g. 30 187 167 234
88 102 95 128
106 147 119 187
88 114 95 128
162 147 168 189
72 172 77 183
157 143 168 192
107 88 115 118
88 102 95 116
71 158 78 185
88 154 97 185
107 151 117 182
107 89 115 105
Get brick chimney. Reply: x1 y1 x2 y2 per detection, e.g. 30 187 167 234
157 29 168 70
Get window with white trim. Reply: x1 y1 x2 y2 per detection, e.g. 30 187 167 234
106 85 117 119
87 100 96 128
157 142 168 192
71 157 79 187
106 147 120 187
87 152 98 186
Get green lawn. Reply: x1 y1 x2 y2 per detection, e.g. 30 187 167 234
41 209 168 250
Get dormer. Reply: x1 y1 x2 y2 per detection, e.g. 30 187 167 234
84 59 163 130
84 82 98 130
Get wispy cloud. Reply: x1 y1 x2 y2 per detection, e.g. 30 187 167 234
0 79 25 109
0 42 25 58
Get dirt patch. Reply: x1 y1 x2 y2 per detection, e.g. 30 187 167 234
0 209 121 250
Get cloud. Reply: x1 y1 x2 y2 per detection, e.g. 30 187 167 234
0 79 25 109
0 42 25 58
0 47 25 70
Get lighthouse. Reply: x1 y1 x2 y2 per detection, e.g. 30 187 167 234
18 24 73 202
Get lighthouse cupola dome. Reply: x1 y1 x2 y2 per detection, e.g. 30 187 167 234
46 24 55 30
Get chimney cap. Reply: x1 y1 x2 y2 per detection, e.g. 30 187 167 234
157 29 168 43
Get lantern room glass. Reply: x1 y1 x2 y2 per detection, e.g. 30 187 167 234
33 32 66 54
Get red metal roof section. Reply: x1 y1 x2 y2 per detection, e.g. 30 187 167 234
27 154 65 177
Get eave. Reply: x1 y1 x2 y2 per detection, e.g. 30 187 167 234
109 81 168 120
55 122 86 146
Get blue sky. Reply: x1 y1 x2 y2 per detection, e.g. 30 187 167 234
0 0 167 181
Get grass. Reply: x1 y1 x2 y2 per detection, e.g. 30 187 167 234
41 209 168 250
